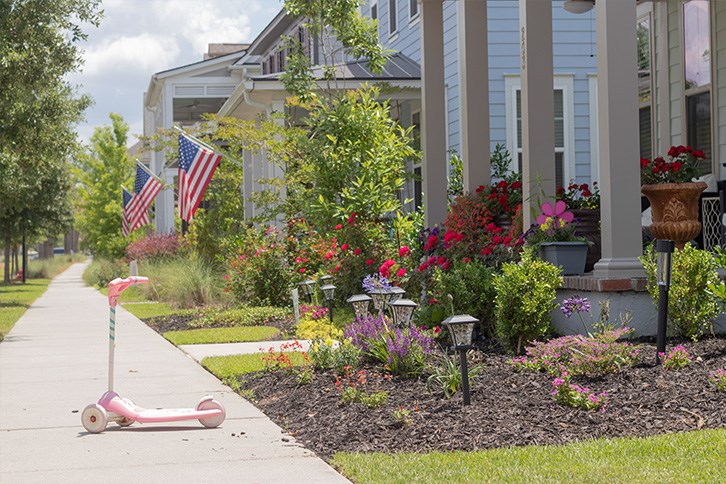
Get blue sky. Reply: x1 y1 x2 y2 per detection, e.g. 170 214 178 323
68 0 283 147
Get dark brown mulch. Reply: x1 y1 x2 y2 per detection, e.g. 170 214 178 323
239 337 726 458
144 313 297 337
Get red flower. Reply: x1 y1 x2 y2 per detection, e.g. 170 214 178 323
497 180 509 189
463 257 471 263
436 256 446 266
668 146 678 157
335 224 342 230
581 189 592 197
353 248 362 255
503 236 513 245
693 149 705 159
492 235 503 245
556 186 565 195
485 222 497 231
341 243 349 251
365 259 374 265
511 181 522 190
440 261 450 270
298 268 305 273
482 247 493 256
335 265 341 272
427 255 437 265
396 268 406 278
324 251 334 260
398 246 411 257
475 185 486 193
418 263 429 272
347 212 357 224
640 157 650 168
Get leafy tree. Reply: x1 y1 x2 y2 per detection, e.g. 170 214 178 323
74 114 137 259
0 0 101 280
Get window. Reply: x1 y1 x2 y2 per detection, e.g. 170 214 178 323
409 0 418 21
683 0 712 175
277 48 286 72
637 16 654 159
389 0 398 35
371 1 378 39
505 76 574 190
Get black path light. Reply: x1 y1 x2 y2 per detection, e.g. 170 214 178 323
346 294 372 320
369 288 393 315
319 275 332 286
298 279 316 303
442 314 479 405
388 298 418 327
320 284 336 324
388 286 406 303
655 240 675 364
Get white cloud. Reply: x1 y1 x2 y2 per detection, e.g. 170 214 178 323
81 34 181 76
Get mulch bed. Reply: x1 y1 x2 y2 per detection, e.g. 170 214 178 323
144 313 297 338
238 337 726 458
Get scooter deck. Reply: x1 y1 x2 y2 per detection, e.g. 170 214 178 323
99 391 223 424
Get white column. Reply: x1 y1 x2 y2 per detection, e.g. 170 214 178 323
520 0 555 228
420 0 448 227
243 150 254 221
458 0 490 192
592 0 644 278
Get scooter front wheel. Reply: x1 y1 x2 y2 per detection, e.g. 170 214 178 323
82 404 108 433
196 399 225 428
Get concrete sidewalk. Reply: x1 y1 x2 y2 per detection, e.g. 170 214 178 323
0 263 349 483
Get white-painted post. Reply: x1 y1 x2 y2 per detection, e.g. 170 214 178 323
458 0 491 192
592 0 644 278
292 288 300 325
420 0 448 227
520 0 555 228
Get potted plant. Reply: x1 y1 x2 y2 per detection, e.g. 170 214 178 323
557 181 600 271
525 201 589 275
640 145 707 249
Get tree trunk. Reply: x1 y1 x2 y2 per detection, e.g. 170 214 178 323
3 243 10 283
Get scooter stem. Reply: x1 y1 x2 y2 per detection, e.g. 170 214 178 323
109 305 116 393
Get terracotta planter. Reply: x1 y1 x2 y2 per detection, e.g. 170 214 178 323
570 208 601 273
641 181 707 250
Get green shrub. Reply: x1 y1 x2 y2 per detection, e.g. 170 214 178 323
427 352 485 399
140 254 225 308
27 254 86 279
83 258 128 288
641 244 719 340
189 306 290 328
434 258 497 338
494 253 562 353
309 338 361 373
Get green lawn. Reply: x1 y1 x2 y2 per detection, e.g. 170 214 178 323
202 352 309 379
331 429 726 483
121 302 177 320
0 279 51 341
163 326 279 345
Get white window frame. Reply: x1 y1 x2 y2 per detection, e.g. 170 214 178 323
370 0 379 39
389 0 398 38
504 74 576 186
409 0 419 24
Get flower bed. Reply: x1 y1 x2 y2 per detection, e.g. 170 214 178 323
236 337 725 459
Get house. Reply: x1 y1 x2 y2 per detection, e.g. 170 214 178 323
143 43 248 233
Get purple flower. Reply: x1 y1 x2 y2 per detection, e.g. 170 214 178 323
561 295 591 318
362 274 392 293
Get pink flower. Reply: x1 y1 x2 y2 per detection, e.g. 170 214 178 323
536 200 574 226
418 263 429 272
223 274 229 280
298 268 305 273
341 243 349 251
365 259 374 265
353 248 362 255
335 265 340 272
347 212 357 224
324 251 334 260
335 224 343 230
396 268 406 278
398 246 411 257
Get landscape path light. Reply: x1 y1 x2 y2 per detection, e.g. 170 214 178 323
319 275 332 285
320 284 336 324
656 239 675 365
346 294 372 320
299 279 316 303
388 298 418 327
369 288 393 315
388 286 406 303
442 314 478 406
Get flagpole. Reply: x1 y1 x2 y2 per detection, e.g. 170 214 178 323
173 126 245 168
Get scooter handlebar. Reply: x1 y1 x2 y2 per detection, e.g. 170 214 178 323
108 276 149 308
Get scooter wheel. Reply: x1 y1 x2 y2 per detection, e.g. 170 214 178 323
82 404 108 433
196 399 225 428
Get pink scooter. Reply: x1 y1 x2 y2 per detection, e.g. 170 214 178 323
82 276 225 433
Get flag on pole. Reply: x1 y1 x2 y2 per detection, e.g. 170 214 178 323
178 133 222 222
126 162 162 230
122 186 150 237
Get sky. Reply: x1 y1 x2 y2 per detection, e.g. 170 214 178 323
67 0 284 148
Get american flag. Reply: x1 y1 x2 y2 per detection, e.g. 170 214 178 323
178 134 222 222
122 186 150 237
125 162 162 230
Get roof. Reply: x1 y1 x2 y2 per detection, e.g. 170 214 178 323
250 53 421 82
